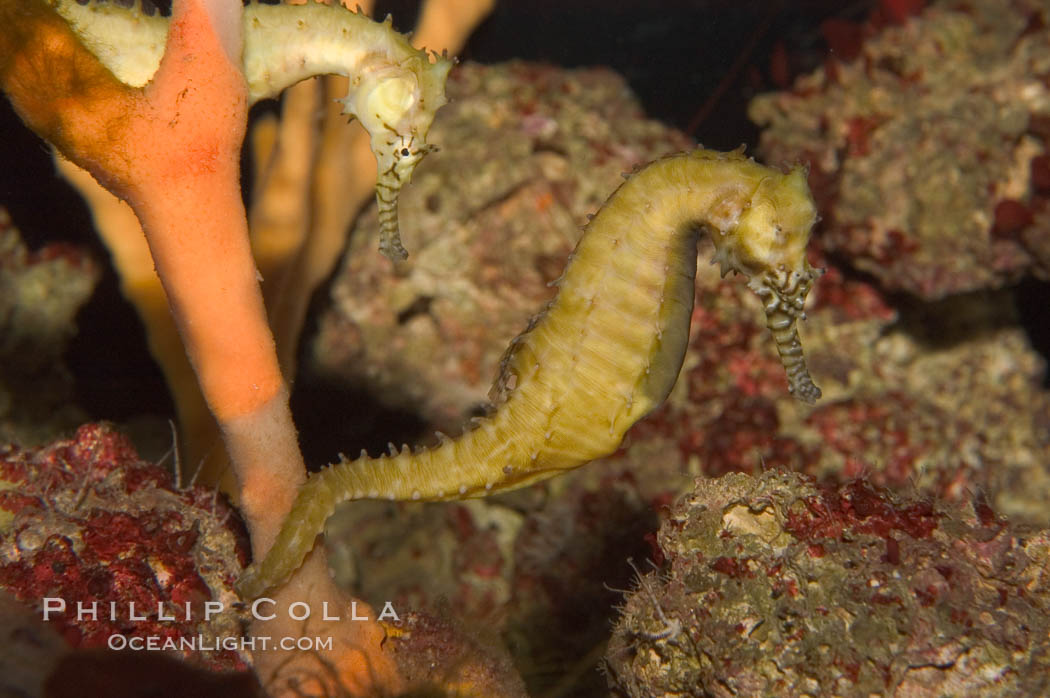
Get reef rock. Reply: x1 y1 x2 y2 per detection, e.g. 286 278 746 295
750 0 1050 298
0 208 98 446
607 470 1050 697
0 423 251 673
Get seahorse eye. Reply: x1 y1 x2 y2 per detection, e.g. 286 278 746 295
401 148 410 156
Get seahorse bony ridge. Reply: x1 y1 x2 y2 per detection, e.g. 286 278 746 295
237 148 823 599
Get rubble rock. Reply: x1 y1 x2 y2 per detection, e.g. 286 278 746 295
607 470 1050 697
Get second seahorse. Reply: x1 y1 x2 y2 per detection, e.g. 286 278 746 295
238 147 823 599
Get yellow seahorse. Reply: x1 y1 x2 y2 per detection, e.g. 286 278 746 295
49 0 453 260
237 148 823 599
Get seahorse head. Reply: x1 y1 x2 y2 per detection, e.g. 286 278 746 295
340 53 454 260
712 161 823 403
727 166 817 280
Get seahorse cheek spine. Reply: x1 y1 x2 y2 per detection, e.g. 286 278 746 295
236 149 825 600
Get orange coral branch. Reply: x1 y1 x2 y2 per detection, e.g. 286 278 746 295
0 1 138 191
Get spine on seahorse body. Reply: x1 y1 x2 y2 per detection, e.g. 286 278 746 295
48 0 453 259
236 148 823 599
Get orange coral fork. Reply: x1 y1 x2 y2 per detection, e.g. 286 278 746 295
0 0 401 694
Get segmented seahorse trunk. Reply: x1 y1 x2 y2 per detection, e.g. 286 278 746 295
237 149 822 599
49 0 453 259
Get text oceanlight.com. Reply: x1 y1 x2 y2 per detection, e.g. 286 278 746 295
107 634 335 652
